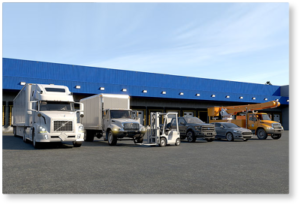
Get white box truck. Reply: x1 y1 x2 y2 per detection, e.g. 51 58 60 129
12 83 85 148
80 94 146 145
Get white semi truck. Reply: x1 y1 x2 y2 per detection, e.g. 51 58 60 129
80 94 146 145
12 83 85 148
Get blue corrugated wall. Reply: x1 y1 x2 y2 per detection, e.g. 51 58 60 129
2 58 289 105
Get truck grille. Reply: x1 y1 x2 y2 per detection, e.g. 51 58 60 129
201 126 215 132
54 121 73 131
272 123 281 129
123 123 139 130
242 132 252 135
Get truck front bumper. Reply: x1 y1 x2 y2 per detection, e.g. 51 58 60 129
36 132 84 142
112 130 145 138
195 131 216 139
266 129 283 135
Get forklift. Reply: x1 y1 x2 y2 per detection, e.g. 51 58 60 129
142 112 180 147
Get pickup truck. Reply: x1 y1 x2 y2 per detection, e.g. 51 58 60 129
168 116 216 142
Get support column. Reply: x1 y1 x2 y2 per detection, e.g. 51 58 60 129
146 106 148 126
5 101 9 127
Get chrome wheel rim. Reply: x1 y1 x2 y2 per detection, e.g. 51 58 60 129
187 132 193 142
258 130 264 138
176 139 180 145
108 132 113 144
161 139 166 146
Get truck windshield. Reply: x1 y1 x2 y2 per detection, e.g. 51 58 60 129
110 110 131 118
40 101 74 111
258 114 271 121
184 117 204 124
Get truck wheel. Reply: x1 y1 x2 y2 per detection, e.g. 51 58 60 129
160 137 167 147
32 129 41 149
186 131 196 142
13 127 17 137
175 138 180 146
271 134 281 140
107 130 117 146
257 129 267 140
73 141 82 147
23 134 28 143
206 138 214 142
134 137 144 143
84 130 94 142
226 132 234 141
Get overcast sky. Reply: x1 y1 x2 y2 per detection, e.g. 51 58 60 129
3 3 289 85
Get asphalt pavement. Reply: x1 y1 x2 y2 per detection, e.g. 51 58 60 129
2 131 289 194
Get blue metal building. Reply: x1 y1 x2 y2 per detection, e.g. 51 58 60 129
2 58 289 129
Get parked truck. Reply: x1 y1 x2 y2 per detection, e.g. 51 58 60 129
12 83 85 148
208 100 284 139
80 94 146 145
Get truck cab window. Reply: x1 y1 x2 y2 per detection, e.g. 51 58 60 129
40 101 74 111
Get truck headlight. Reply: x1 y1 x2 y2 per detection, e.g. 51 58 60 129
195 126 201 130
39 126 47 133
78 125 84 133
281 126 284 130
140 126 146 132
267 127 274 129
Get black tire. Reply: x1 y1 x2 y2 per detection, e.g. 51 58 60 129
206 138 214 142
13 127 17 137
32 129 41 149
271 134 281 140
186 130 196 142
84 130 94 142
134 137 144 143
257 129 267 140
23 133 28 143
175 138 180 146
73 141 82 147
107 130 117 146
160 137 167 147
226 132 234 141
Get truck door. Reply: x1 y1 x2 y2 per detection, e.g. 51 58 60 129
178 118 187 135
248 114 258 131
103 110 110 130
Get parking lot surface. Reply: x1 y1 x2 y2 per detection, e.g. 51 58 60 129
3 131 289 194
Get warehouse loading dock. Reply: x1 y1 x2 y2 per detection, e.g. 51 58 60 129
2 58 289 130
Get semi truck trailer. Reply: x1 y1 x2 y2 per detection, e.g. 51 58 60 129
12 83 85 148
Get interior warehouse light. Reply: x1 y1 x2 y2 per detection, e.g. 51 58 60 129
211 94 215 98
196 93 200 97
162 91 166 95
20 82 26 86
252 97 256 100
179 92 184 95
239 96 243 99
226 95 230 98
122 88 127 92
287 99 289 102
100 87 105 90
264 98 268 101
276 99 279 102
142 90 147 93
75 85 81 89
